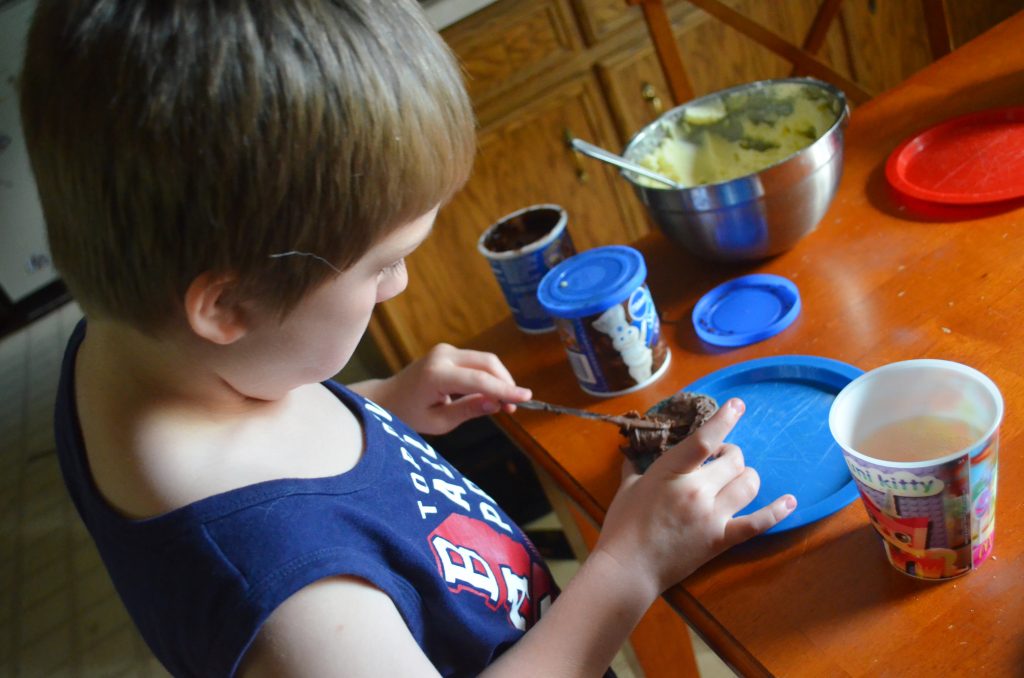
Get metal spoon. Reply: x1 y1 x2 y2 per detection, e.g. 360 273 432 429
515 399 671 430
569 137 686 190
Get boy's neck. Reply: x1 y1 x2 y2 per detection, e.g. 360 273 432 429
79 318 277 417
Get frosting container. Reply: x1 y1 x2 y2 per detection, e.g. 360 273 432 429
537 245 670 396
478 204 575 333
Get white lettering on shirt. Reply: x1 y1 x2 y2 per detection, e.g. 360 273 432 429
403 434 438 460
361 394 551 632
433 478 471 511
364 399 393 422
500 565 530 631
432 536 499 602
381 421 400 440
365 396 516 538
410 473 430 494
479 501 512 533
420 455 454 479
400 447 422 471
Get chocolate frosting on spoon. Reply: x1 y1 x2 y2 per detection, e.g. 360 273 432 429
619 392 719 472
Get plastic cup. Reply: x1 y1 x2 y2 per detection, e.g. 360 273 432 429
828 359 1003 580
478 205 576 333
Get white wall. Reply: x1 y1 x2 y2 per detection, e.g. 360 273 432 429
0 0 57 302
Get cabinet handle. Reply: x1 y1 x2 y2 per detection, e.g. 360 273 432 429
563 128 589 184
641 82 664 115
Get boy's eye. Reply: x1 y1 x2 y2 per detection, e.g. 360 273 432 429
379 259 406 277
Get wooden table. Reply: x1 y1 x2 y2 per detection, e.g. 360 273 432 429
470 11 1024 676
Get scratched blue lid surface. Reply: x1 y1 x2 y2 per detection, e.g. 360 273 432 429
673 355 862 534
692 274 800 347
537 245 647 319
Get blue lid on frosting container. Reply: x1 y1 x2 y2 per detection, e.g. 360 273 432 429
537 246 648 319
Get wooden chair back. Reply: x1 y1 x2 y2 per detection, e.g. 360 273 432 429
628 0 953 106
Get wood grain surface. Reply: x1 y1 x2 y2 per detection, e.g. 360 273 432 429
366 0 1011 370
472 11 1024 676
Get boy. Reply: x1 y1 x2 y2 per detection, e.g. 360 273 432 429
20 1 796 676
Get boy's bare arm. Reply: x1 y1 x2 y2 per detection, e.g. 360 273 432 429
240 400 795 677
238 576 443 678
348 344 532 435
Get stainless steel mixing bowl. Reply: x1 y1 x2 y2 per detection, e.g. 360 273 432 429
621 78 849 261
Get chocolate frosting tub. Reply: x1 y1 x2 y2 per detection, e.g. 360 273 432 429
478 204 575 333
537 245 670 396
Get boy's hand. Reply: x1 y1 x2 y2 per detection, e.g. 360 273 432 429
352 343 531 435
593 398 796 598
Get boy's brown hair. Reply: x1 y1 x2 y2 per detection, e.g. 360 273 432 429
20 0 475 331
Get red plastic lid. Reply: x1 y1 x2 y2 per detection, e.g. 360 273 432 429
885 107 1024 205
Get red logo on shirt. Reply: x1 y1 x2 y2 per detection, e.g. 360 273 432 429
429 514 553 631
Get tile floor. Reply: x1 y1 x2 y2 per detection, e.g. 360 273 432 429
0 302 170 677
0 303 733 677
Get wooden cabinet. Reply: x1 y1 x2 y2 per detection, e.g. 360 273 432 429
597 40 671 140
447 0 583 107
366 0 1019 371
573 0 645 44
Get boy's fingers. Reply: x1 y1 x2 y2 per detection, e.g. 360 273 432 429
415 394 497 435
713 465 761 515
695 444 747 492
444 347 519 387
722 494 797 546
658 398 744 475
436 365 531 405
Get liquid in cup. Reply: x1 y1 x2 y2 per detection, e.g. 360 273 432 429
855 415 984 463
828 359 1002 580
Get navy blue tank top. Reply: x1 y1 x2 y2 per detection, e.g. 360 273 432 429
54 321 557 676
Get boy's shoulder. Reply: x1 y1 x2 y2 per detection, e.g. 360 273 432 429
76 363 365 519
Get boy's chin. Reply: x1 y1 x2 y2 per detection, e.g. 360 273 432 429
226 374 323 403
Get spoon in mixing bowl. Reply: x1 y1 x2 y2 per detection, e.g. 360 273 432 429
569 137 686 190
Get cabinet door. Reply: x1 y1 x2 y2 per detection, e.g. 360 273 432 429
572 0 643 45
442 0 583 109
372 73 650 366
598 40 672 144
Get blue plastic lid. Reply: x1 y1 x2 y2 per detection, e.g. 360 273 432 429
675 355 863 534
692 273 800 347
537 245 648 319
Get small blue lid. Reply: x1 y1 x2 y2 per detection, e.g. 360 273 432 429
692 273 800 347
537 246 647 319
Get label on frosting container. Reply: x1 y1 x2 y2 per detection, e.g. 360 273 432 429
555 284 670 396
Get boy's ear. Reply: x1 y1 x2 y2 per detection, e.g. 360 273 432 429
184 272 249 345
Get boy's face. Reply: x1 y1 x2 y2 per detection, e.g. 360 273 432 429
227 208 438 399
